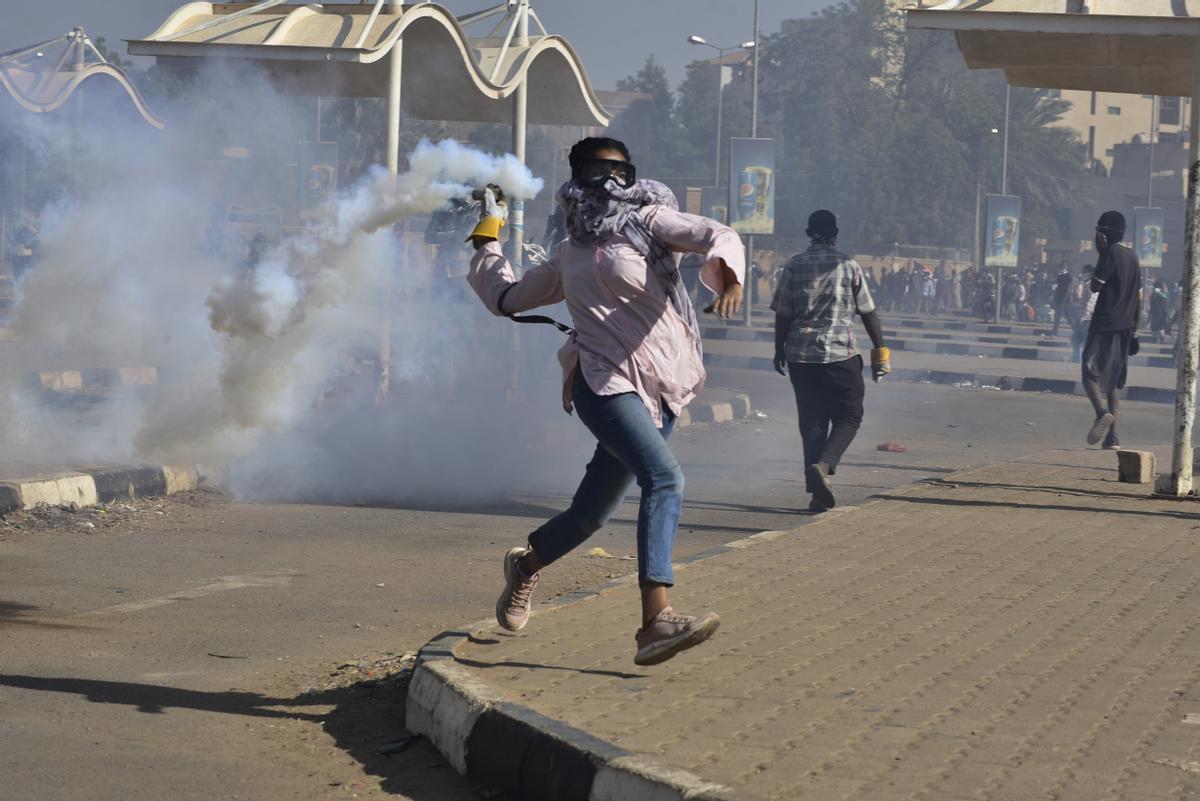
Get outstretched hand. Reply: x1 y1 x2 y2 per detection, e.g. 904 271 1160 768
704 264 744 319
705 283 744 319
468 184 509 249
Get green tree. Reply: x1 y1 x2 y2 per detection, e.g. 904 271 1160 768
616 55 683 178
661 0 1089 254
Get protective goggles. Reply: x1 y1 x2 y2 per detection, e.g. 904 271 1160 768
575 158 636 189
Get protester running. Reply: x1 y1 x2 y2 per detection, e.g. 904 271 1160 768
465 137 745 666
1082 210 1141 450
772 210 890 513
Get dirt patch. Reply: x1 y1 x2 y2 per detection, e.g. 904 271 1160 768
0 487 226 539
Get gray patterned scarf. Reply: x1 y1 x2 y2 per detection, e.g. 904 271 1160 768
557 178 701 341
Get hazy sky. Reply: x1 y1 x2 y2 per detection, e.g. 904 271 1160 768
1 0 833 89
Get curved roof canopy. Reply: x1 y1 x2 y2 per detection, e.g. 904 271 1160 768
907 0 1200 97
127 2 610 126
0 27 164 128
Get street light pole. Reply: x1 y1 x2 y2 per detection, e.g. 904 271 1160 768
688 20 758 326
1149 94 1158 207
1001 83 1010 195
714 47 725 186
745 0 760 327
686 36 744 187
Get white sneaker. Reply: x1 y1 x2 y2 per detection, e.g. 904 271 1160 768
495 547 539 631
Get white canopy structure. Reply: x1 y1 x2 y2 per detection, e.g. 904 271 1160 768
130 1 608 394
126 1 609 127
0 27 164 128
907 0 1200 496
127 1 611 271
908 1 1200 96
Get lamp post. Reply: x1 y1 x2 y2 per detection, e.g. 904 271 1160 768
747 0 760 326
1001 84 1010 194
686 35 755 187
989 124 1002 323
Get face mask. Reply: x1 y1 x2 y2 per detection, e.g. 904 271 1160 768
576 158 636 189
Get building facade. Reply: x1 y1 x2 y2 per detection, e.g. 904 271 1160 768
1056 90 1189 173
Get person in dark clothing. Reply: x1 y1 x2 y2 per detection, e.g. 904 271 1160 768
1052 263 1073 335
772 210 890 513
1149 279 1170 344
1082 211 1141 450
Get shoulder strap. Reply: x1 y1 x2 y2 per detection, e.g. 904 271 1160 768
497 284 574 336
508 313 574 335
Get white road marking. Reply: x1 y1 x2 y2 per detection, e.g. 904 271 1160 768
81 570 299 616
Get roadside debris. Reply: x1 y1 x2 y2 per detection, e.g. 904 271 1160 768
321 652 416 691
374 735 418 757
0 488 222 537
877 442 908 453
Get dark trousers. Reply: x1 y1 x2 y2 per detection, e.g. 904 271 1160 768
787 356 865 489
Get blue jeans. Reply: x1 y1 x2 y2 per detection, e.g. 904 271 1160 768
528 371 683 586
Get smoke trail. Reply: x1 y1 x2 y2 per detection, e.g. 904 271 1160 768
0 67 582 502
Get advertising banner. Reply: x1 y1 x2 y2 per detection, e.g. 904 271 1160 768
1133 206 1164 269
728 137 775 235
700 186 728 225
984 194 1021 268
298 141 338 214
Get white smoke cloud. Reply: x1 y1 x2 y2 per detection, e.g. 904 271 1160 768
0 66 580 502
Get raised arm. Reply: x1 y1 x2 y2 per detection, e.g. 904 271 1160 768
468 241 563 316
645 206 746 318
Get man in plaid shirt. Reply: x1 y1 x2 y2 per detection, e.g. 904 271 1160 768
771 210 891 513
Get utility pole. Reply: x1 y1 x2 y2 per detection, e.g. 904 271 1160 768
1001 83 1010 195
744 0 760 327
994 87 1011 323
1162 49 1200 496
510 0 529 272
1149 95 1158 207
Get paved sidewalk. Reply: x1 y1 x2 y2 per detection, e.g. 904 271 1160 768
410 448 1200 800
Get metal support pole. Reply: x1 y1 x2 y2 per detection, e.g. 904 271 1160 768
714 49 725 186
378 40 402 402
994 264 1003 324
385 41 402 176
744 0 760 327
1149 95 1158 207
973 178 981 277
510 0 529 272
1164 45 1200 497
1001 84 1010 195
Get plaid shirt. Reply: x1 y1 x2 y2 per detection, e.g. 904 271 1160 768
771 243 875 364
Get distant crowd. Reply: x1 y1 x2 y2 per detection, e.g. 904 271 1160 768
867 259 1182 347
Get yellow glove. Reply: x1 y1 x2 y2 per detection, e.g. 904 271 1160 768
467 215 504 242
466 185 508 244
871 347 891 383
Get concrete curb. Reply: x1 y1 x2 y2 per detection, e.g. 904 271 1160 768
676 388 752 429
701 351 1177 406
0 464 216 515
31 367 158 392
703 326 1176 368
408 629 750 801
405 455 1028 800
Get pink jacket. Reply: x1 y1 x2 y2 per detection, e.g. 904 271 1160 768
469 206 746 427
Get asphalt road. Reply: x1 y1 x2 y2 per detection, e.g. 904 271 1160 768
0 364 1175 801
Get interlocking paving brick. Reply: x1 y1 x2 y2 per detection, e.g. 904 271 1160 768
453 451 1200 799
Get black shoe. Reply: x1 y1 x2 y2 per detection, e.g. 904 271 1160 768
806 462 836 509
808 500 828 514
1103 429 1120 450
